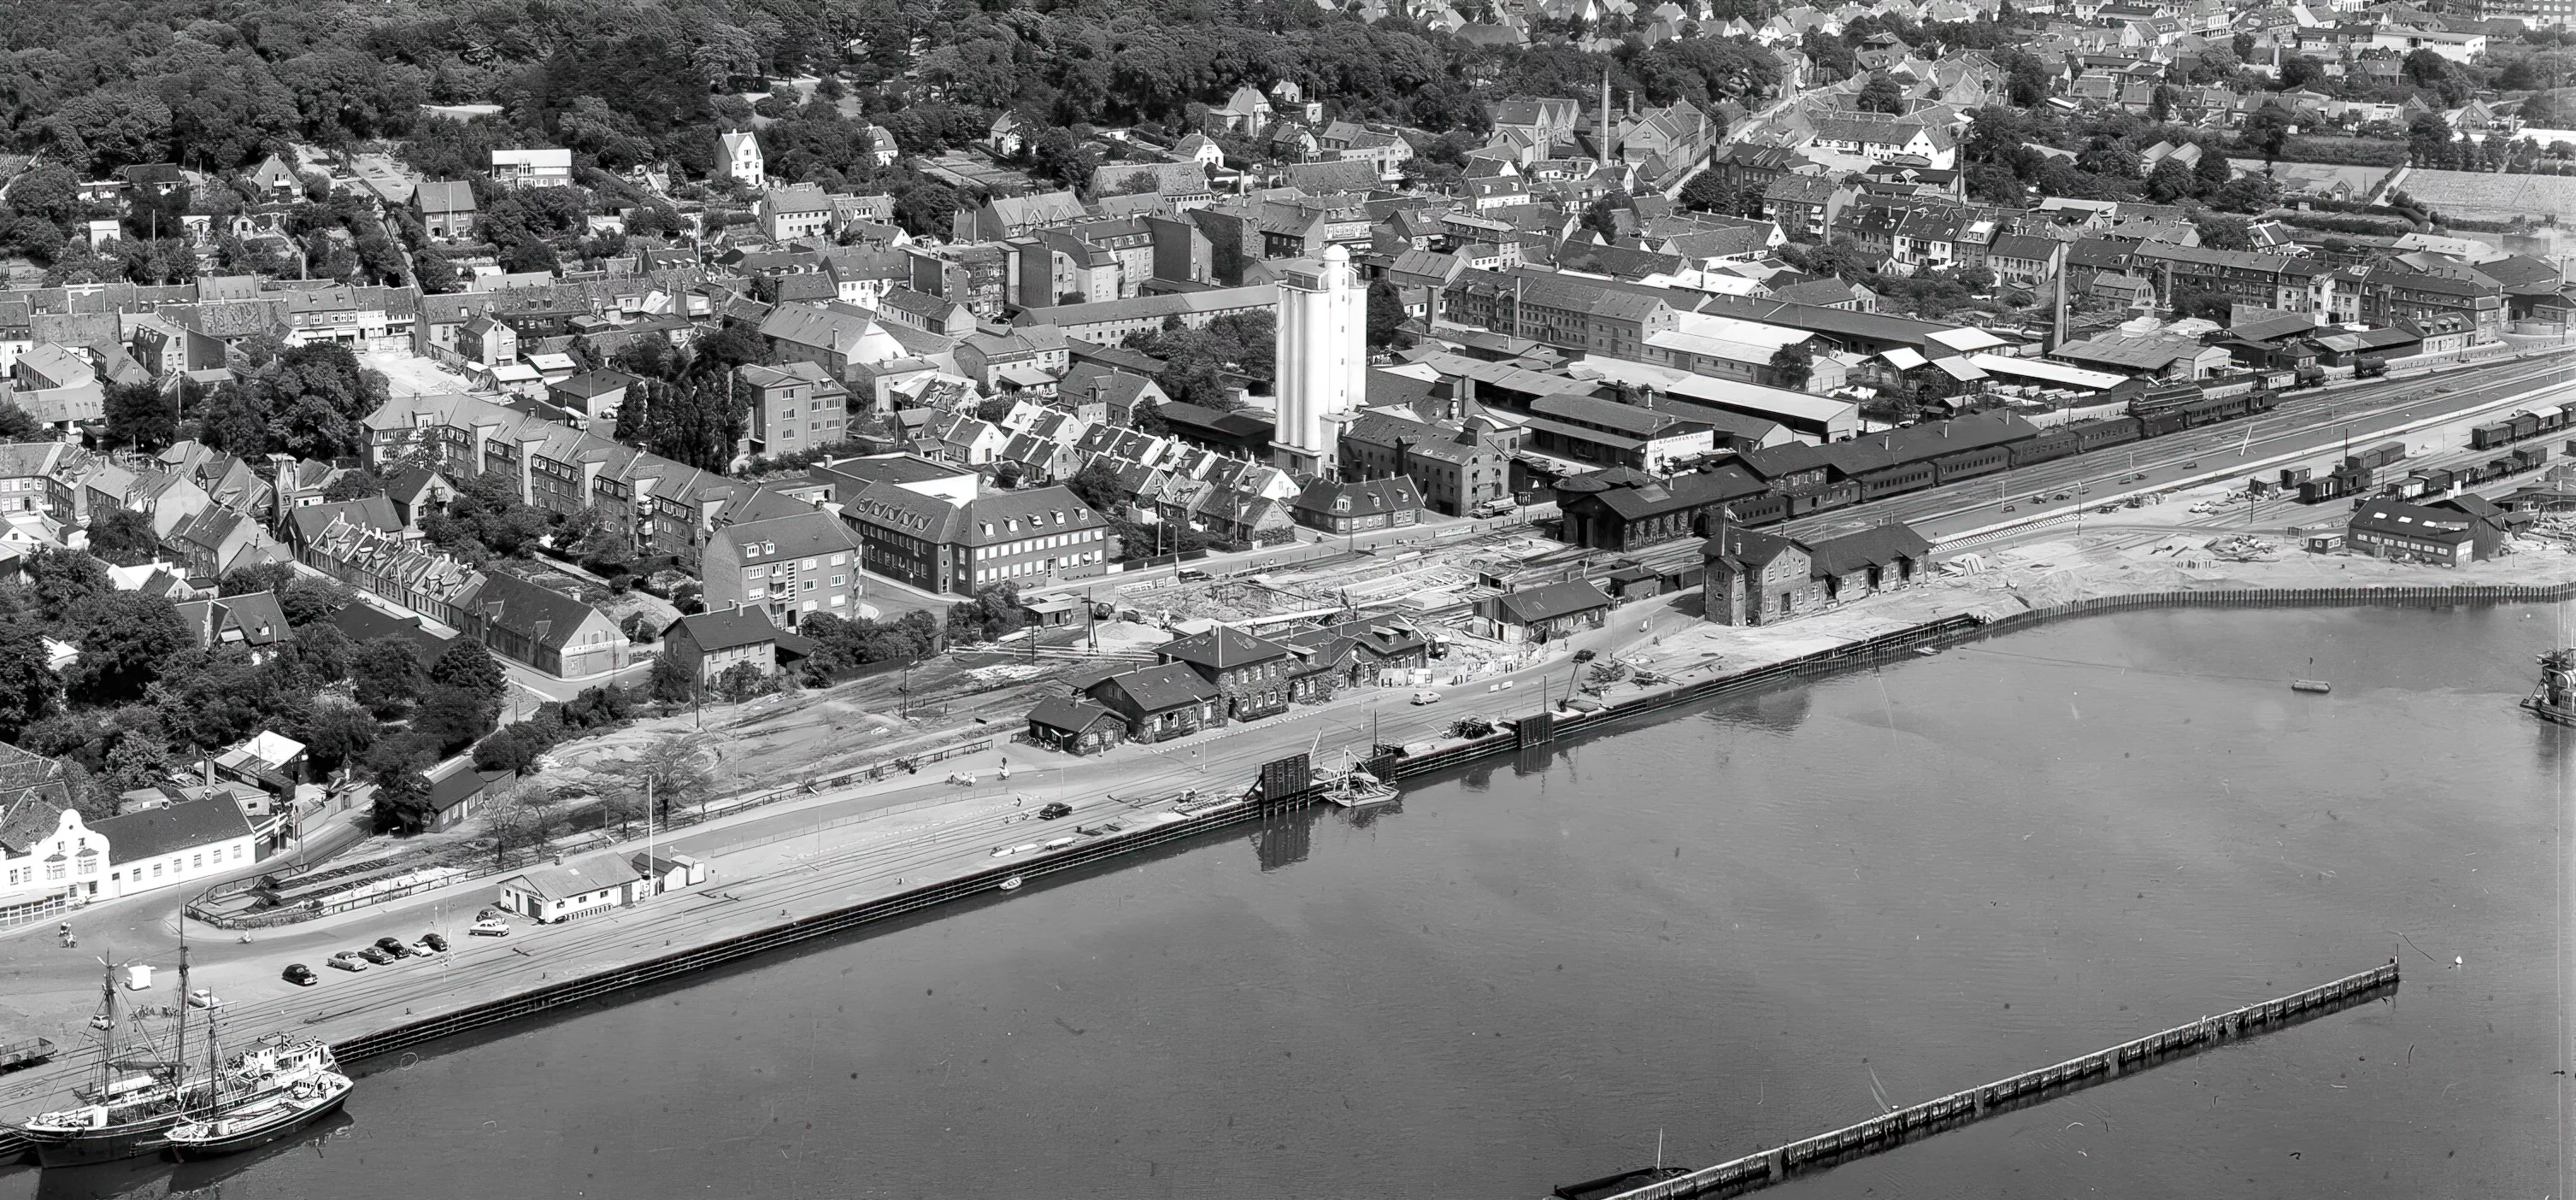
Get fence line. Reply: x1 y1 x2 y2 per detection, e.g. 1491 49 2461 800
185 738 999 931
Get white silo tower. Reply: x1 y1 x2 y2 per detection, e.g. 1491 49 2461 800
1271 244 1367 476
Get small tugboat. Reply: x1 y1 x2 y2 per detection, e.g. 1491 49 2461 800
165 1025 350 1161
2526 650 2576 726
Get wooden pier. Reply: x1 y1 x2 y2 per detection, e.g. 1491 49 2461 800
1595 961 2401 1200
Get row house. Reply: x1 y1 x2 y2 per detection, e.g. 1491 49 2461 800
279 285 414 348
1761 177 1856 243
1441 267 1685 360
362 391 760 571
2133 242 2335 314
294 508 483 629
2355 262 2504 344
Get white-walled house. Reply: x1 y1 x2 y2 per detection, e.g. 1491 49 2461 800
1 750 257 926
0 745 92 926
497 853 645 922
92 797 256 900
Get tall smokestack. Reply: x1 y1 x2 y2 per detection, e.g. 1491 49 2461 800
1601 69 1613 159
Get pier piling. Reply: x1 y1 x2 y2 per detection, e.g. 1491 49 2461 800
1594 961 2399 1200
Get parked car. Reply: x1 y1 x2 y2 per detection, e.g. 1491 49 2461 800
1409 690 1440 705
470 917 509 937
1472 500 1515 518
282 963 317 987
185 989 221 1009
420 932 450 953
409 939 441 957
1176 568 1210 582
1038 802 1073 821
375 937 415 959
326 952 368 973
354 945 394 965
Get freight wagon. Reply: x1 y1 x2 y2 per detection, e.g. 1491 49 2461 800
2470 406 2569 450
2344 440 2407 472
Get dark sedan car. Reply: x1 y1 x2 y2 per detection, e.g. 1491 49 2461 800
354 945 395 965
282 963 318 987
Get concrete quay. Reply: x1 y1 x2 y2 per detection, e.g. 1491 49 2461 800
4 518 2569 1164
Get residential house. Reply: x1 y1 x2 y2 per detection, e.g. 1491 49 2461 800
664 607 789 685
734 362 850 459
700 509 864 628
1485 579 1614 644
463 571 627 678
172 591 292 660
1083 662 1223 743
491 149 574 186
1290 477 1425 534
1025 696 1129 756
415 181 479 239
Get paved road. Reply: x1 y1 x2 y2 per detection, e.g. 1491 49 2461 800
0 624 1620 1123
1784 353 2576 544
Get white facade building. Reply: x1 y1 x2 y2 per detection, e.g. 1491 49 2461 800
720 129 764 187
1271 245 1367 476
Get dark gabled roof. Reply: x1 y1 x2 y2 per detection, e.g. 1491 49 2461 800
1806 523 1933 577
331 603 459 661
1293 476 1423 518
2350 499 2475 543
1495 579 1614 625
550 369 637 398
174 591 293 648
1581 462 1770 521
1158 625 1296 669
1091 662 1221 712
1702 527 1802 568
430 768 515 815
93 797 254 867
1026 695 1125 734
468 572 610 650
674 608 782 654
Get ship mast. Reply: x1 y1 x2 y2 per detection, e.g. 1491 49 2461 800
201 980 224 1122
173 934 188 1097
92 965 117 1102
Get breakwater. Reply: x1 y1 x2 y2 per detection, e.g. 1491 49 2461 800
1591 962 2402 1200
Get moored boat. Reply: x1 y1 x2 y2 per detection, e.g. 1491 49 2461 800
2526 650 2576 726
16 955 210 1167
1317 770 1397 809
165 1001 349 1161
165 1072 352 1159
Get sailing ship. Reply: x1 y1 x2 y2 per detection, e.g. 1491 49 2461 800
14 953 209 1167
164 1014 350 1160
2525 649 2576 726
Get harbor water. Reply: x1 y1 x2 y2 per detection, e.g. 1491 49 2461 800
6 604 2567 1199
